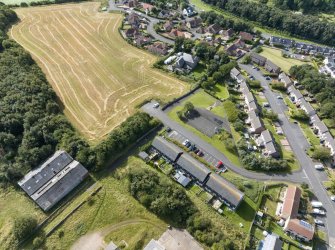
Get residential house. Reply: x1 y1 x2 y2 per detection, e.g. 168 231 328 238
125 28 140 38
225 44 238 56
174 52 199 72
147 42 168 56
247 110 265 134
222 28 234 39
205 24 222 34
134 36 151 46
245 92 258 112
323 132 335 156
195 26 205 34
141 3 154 12
284 219 314 242
259 130 279 158
299 99 316 116
183 6 196 17
128 0 138 8
320 56 335 78
230 67 241 80
18 151 88 211
240 80 250 95
280 186 301 220
234 38 245 49
152 136 183 163
259 234 283 250
312 116 329 137
287 86 303 103
270 36 294 48
127 13 140 27
239 31 253 42
168 28 185 39
250 52 266 66
278 72 292 88
186 17 202 29
204 173 244 210
163 21 174 32
265 60 281 74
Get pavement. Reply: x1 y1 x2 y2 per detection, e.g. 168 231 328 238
239 63 335 249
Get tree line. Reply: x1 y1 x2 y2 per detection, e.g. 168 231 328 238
201 0 335 46
0 5 158 186
272 0 335 13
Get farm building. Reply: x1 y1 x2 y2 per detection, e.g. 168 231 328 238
18 151 88 211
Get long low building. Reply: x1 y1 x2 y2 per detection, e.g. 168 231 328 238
18 151 88 211
151 137 244 209
204 173 244 210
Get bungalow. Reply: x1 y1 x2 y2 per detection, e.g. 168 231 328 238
152 136 183 163
278 72 292 88
234 38 245 49
225 44 238 56
147 42 168 56
284 219 314 242
134 36 151 46
205 24 222 34
141 3 154 12
186 17 202 29
259 130 279 158
323 132 335 155
245 92 258 112
239 31 253 42
280 186 301 220
168 29 185 39
299 99 316 116
183 6 196 17
163 21 174 32
260 234 283 250
250 52 266 66
222 28 234 39
240 80 250 95
230 67 241 80
247 110 265 134
287 86 303 103
265 60 281 74
270 36 294 48
127 13 140 26
204 173 244 210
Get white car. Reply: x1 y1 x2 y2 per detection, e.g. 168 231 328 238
182 139 190 146
312 208 325 215
277 95 283 100
314 164 325 170
153 103 159 108
314 219 324 226
330 195 335 201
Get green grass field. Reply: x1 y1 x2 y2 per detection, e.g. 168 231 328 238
10 3 187 143
260 47 308 73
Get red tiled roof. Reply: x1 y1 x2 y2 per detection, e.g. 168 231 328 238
281 186 301 220
285 219 314 241
239 31 253 41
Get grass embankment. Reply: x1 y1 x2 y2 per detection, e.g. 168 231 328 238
10 3 187 143
168 89 242 166
259 47 309 73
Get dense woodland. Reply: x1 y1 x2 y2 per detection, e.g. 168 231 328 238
289 64 335 123
271 0 335 13
201 0 335 46
0 5 157 186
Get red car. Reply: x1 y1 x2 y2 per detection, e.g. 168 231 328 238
215 161 223 169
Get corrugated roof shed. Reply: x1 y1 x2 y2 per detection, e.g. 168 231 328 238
205 173 244 208
152 136 182 162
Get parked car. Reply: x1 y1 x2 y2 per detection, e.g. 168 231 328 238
311 201 323 208
194 149 200 154
215 161 224 169
276 95 283 100
314 219 324 226
312 208 325 215
263 103 270 108
314 164 325 170
265 76 271 80
153 102 159 108
182 139 190 146
166 127 172 133
197 150 203 156
331 195 335 201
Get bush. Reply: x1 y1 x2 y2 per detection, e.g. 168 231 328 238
271 82 286 91
247 79 261 89
33 236 45 248
311 146 332 161
12 216 37 242
223 100 239 122
290 109 309 121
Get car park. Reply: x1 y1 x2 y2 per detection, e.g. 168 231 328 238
314 219 324 226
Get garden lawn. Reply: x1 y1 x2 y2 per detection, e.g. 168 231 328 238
213 84 229 100
260 47 309 73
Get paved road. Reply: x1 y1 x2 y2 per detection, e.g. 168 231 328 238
109 0 175 45
239 64 335 249
142 102 304 183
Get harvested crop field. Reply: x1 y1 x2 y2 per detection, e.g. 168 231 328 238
10 2 187 142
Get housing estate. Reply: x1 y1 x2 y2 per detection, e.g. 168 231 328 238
320 56 335 78
18 151 88 211
257 130 279 158
278 72 292 88
151 137 244 210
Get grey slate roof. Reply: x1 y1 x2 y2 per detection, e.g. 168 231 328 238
205 173 244 208
314 119 329 134
288 86 303 101
18 151 73 196
230 67 240 79
279 72 292 86
174 171 191 187
261 130 273 144
152 136 182 162
176 154 210 183
18 151 88 211
248 110 264 132
263 234 283 250
299 99 316 116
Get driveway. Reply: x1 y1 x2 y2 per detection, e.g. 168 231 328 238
108 0 175 45
239 63 335 248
